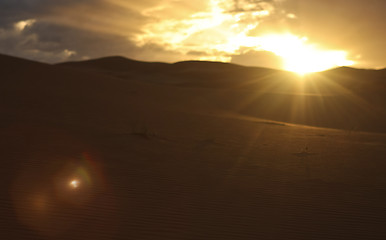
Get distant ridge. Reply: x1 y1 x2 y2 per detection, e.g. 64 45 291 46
55 55 386 96
58 55 386 86
329 66 386 71
57 56 284 73
0 54 53 81
0 53 47 66
56 55 293 89
0 53 48 70
325 66 386 75
57 56 171 74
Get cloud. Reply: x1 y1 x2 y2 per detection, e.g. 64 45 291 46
0 0 384 69
14 19 36 32
129 0 359 72
0 0 149 38
0 0 92 25
276 0 386 68
132 0 282 61
0 19 78 62
231 49 283 69
0 0 162 62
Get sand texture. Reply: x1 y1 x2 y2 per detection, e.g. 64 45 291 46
1 54 386 239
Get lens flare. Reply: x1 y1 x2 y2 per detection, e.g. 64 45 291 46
69 179 80 189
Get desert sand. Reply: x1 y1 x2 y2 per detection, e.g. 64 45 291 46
1 54 386 239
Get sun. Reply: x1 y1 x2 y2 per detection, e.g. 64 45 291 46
133 1 355 74
256 34 355 75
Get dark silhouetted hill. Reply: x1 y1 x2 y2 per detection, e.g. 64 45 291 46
1 53 386 132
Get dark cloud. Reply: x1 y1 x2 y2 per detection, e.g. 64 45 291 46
0 0 92 25
0 0 154 62
186 51 209 56
0 19 139 62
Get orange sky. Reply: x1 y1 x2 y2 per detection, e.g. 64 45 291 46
0 0 385 72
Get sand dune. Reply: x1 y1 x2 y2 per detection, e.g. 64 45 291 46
59 55 386 133
1 53 386 239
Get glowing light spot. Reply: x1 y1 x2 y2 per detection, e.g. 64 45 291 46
257 34 355 74
287 13 297 19
14 19 36 32
69 180 80 189
63 49 76 57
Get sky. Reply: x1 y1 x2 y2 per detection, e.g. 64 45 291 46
0 0 385 73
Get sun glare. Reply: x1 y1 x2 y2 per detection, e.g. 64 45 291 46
258 34 355 75
134 0 355 73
